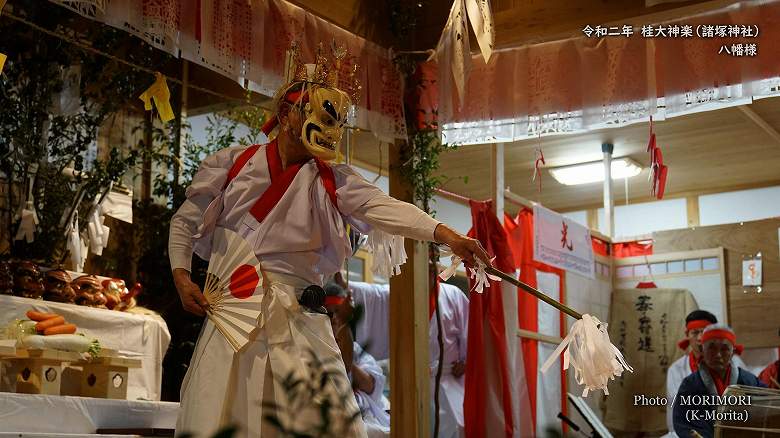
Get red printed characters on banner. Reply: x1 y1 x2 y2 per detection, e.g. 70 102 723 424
647 117 668 199
560 221 574 251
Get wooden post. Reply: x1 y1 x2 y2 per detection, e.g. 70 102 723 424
686 196 700 227
491 143 505 217
389 142 430 438
140 113 153 202
602 143 615 238
172 60 189 206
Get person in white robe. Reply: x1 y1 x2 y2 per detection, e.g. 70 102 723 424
353 342 390 438
429 282 469 438
168 66 489 437
349 280 469 438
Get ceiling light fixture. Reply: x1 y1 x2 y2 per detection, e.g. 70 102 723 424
549 157 643 186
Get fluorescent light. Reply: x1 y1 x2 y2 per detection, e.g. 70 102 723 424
549 157 643 186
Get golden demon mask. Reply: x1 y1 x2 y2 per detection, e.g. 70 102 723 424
300 86 351 160
260 41 361 161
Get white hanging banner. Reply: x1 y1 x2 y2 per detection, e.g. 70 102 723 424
533 204 595 279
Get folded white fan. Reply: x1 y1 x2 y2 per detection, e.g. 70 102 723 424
204 227 266 352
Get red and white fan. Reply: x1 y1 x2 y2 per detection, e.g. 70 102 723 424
203 227 266 352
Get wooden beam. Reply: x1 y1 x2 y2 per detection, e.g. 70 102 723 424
517 328 564 345
388 142 430 438
556 178 780 213
686 195 700 227
738 105 780 147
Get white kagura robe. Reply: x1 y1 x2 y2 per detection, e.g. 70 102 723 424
352 343 390 438
349 281 469 438
169 142 439 438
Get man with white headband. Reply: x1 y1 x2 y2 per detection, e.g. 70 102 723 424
168 47 489 438
672 324 765 438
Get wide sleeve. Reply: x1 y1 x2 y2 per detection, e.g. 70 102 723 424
332 164 440 279
168 146 246 272
332 164 440 242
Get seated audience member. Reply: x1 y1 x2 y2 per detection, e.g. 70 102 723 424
324 282 390 437
347 273 469 438
673 324 765 438
665 310 718 436
759 359 780 389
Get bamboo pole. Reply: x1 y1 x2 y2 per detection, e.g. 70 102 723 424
484 266 583 320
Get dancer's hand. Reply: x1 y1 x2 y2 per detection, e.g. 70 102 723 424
451 360 466 378
173 268 208 316
434 224 491 267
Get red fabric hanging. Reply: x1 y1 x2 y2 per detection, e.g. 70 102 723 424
613 241 654 258
504 208 567 432
591 237 610 257
465 200 518 438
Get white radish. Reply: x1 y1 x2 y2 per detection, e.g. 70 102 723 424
20 334 99 353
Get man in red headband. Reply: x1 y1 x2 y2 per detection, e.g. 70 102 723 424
672 324 765 438
664 310 717 436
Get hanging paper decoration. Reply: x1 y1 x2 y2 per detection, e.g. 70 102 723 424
139 72 174 123
14 201 39 243
647 117 668 199
464 0 495 62
67 215 87 272
430 0 495 109
87 204 110 256
13 166 39 243
533 147 545 192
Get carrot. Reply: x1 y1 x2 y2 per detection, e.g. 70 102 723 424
35 316 65 332
44 324 77 335
26 310 60 322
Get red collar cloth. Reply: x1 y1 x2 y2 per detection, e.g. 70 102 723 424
711 365 732 396
247 140 338 224
688 352 699 373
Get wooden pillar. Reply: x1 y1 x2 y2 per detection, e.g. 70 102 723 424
491 143 505 217
602 143 615 238
686 196 700 227
389 142 430 438
140 113 153 202
172 60 189 206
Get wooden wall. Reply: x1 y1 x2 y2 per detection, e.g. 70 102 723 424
652 218 780 348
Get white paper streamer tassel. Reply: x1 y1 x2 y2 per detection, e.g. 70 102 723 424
438 249 498 293
540 314 633 397
367 229 407 278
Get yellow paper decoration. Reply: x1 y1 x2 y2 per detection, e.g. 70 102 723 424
139 72 174 123
0 53 6 75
